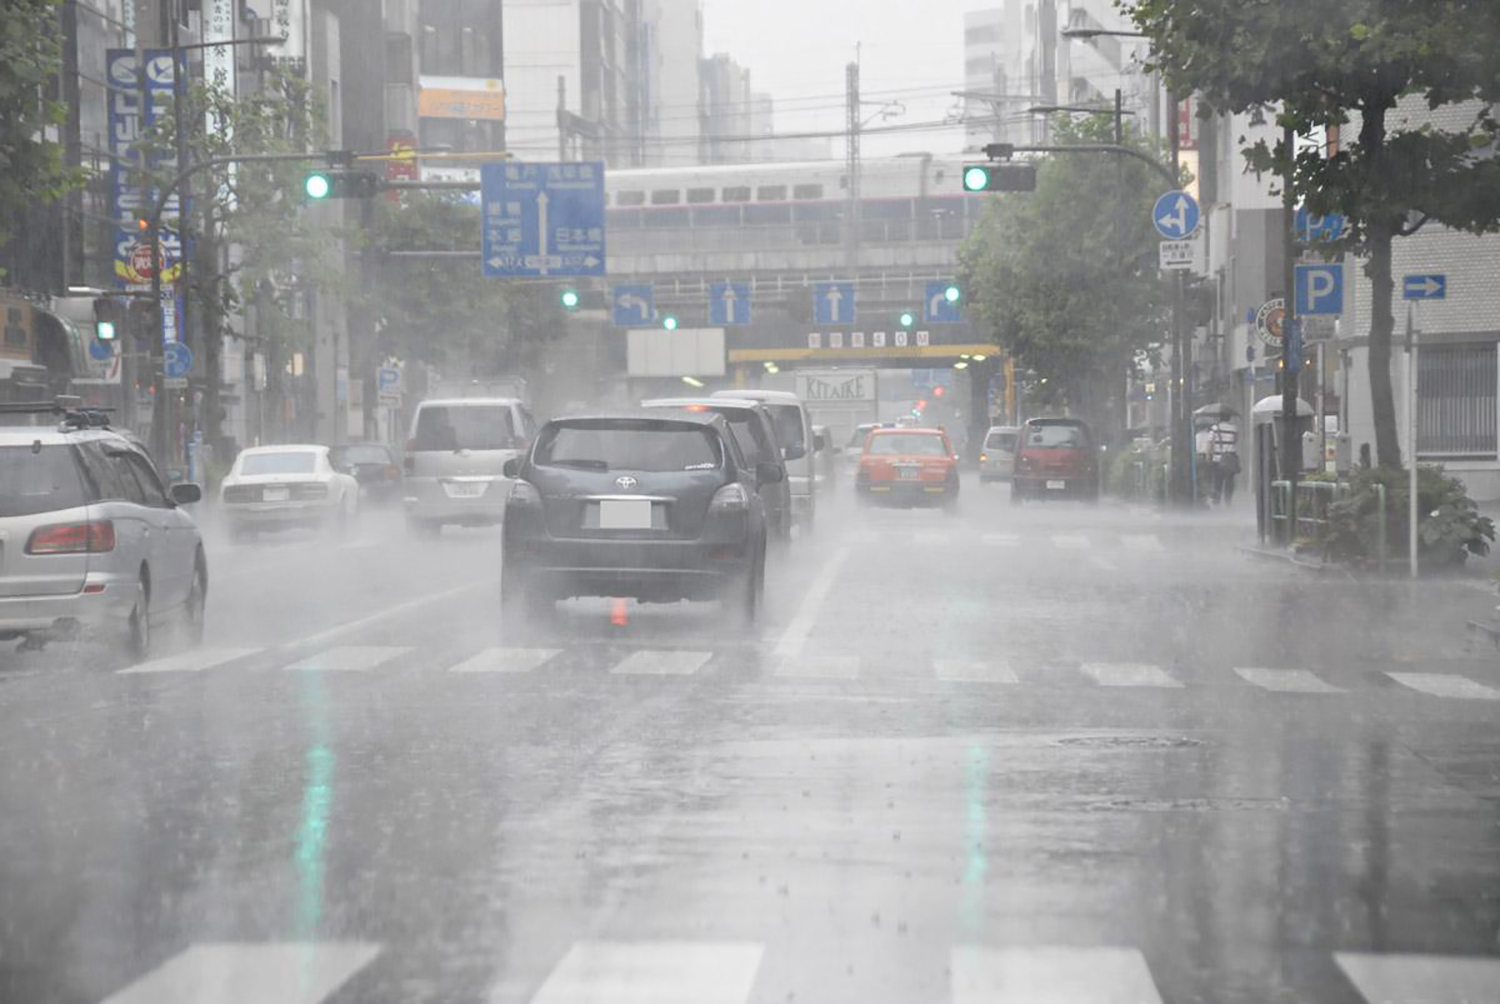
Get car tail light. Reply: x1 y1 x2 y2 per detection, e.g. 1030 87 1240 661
292 483 328 500
508 479 541 507
709 482 750 512
27 520 115 555
980 453 988 463
385 464 401 480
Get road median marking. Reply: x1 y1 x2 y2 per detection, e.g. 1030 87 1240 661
773 546 849 660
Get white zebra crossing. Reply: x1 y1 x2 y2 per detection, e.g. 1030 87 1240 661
935 659 1021 684
448 648 561 674
99 942 380 1004
1336 951 1500 1004
775 654 861 679
610 649 714 676
523 940 763 1004
116 647 260 675
1123 534 1165 552
1386 672 1500 700
1235 667 1345 694
951 945 1165 1004
983 533 1020 547
1080 662 1184 688
1052 534 1090 550
284 646 411 672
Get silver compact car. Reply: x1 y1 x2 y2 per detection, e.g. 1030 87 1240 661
0 408 206 661
219 445 360 542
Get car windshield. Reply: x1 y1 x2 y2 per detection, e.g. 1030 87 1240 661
332 445 391 465
414 405 516 451
867 433 947 456
240 452 318 475
985 431 1017 451
534 420 722 472
0 444 87 516
1025 424 1086 448
765 404 805 451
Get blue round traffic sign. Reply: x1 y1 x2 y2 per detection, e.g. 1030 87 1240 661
88 338 116 362
163 341 193 379
1153 190 1201 239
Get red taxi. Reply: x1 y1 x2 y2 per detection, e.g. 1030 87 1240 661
856 427 960 512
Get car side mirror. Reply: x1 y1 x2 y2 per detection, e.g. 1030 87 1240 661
756 461 785 484
503 458 521 478
814 432 828 452
782 444 806 462
169 482 203 505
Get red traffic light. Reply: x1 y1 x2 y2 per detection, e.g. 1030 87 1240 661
916 399 928 412
933 385 946 398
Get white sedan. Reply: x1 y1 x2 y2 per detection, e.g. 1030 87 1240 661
219 445 359 543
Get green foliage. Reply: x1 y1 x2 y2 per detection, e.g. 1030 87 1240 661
958 116 1172 432
0 1 83 267
1322 465 1495 569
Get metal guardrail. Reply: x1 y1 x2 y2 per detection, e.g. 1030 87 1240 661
1269 479 1389 572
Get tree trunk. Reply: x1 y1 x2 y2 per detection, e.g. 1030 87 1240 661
1366 220 1402 469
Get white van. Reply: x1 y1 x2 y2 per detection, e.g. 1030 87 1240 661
402 397 536 535
713 389 821 532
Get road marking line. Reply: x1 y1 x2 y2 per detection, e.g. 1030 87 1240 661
117 647 260 675
285 645 411 672
99 941 380 1004
935 659 1020 684
283 579 496 652
526 940 763 1004
1335 952 1500 1004
1088 555 1119 573
773 546 850 659
915 530 951 545
775 654 860 679
1052 534 1090 550
610 649 714 676
1123 534 1165 552
448 648 561 674
1235 667 1345 694
982 533 1019 547
951 945 1165 1004
1387 672 1500 700
1080 662 1184 688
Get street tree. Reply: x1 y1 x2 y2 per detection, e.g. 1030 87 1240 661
1127 0 1500 468
958 116 1172 435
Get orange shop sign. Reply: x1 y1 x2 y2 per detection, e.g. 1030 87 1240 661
419 85 506 121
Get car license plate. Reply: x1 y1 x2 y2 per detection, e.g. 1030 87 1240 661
897 467 920 481
600 498 653 530
444 481 488 499
262 485 289 502
1046 480 1066 490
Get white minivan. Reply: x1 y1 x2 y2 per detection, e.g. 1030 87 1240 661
402 397 536 535
713 389 821 532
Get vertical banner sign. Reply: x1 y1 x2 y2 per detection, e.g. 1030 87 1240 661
107 49 183 290
204 0 237 205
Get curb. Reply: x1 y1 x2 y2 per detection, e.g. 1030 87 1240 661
1235 545 1356 580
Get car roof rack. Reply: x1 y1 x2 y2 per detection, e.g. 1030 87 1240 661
0 396 114 431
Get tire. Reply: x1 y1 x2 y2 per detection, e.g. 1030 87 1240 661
1010 484 1024 506
231 525 257 546
406 517 438 539
943 495 960 517
733 541 765 630
124 572 151 664
181 558 207 647
500 556 550 633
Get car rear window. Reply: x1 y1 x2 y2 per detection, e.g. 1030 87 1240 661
718 412 773 464
332 445 392 465
241 452 318 475
0 444 88 516
764 404 805 451
534 420 723 473
867 433 948 456
985 431 1017 451
1025 423 1087 448
414 405 517 451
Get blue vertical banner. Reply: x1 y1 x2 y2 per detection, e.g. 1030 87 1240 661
107 49 185 290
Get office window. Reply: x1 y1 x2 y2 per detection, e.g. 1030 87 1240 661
1419 344 1498 456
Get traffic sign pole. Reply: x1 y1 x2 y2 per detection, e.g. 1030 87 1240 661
1281 123 1301 543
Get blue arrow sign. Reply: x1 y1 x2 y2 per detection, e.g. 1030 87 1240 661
163 340 193 379
1402 273 1446 300
813 281 855 325
88 338 116 362
377 366 401 392
924 281 961 324
1152 190 1200 239
1295 263 1344 316
709 281 751 326
481 162 606 278
611 284 655 326
1294 207 1347 243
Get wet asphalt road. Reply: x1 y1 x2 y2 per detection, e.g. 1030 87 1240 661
2 479 1499 1004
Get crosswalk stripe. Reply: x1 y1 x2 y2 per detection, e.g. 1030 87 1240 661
951 945 1164 1004
915 531 952 545
448 648 561 674
982 533 1020 547
610 649 713 676
1088 555 1119 573
1080 662 1184 688
1052 534 1090 550
935 659 1020 684
1235 667 1345 694
526 940 763 1004
1123 534 1165 552
99 942 380 1004
775 655 860 679
284 646 410 672
1386 672 1500 700
117 647 260 675
1335 951 1500 1004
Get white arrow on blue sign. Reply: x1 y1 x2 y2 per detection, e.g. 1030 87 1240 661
709 281 751 326
1152 190 1200 240
923 281 961 324
1294 263 1344 316
377 366 401 392
813 282 855 325
1402 274 1446 300
612 284 655 326
163 340 193 379
481 162 606 279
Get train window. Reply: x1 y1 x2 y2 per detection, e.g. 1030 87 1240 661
692 205 741 226
793 202 839 222
650 189 682 205
722 185 751 203
792 183 824 201
616 190 646 207
744 203 792 225
755 185 787 202
686 187 716 204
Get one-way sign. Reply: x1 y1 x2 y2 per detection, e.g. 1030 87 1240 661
813 282 855 325
709 281 751 326
481 162 606 278
1402 273 1447 300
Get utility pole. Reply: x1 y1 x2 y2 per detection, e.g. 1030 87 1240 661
844 59 860 273
1280 123 1301 541
557 76 568 161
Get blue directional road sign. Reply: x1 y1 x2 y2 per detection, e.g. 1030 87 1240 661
1152 190 1200 239
1294 207 1347 243
709 281 751 326
1295 263 1344 316
611 284 655 327
1402 274 1447 300
813 282 855 325
481 162 606 278
88 338 115 362
163 340 193 379
924 281 961 324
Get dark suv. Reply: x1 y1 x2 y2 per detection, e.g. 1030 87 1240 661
500 411 777 624
1011 417 1100 502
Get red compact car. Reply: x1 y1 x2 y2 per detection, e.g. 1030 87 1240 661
856 427 960 512
1011 417 1100 503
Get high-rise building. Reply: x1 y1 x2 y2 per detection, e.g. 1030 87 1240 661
700 52 752 163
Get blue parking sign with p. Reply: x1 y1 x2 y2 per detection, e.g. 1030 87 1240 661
1295 263 1343 316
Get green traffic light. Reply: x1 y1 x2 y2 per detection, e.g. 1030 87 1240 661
560 289 580 309
963 166 990 192
944 285 960 303
898 311 915 328
663 315 679 331
304 172 332 199
95 321 117 341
